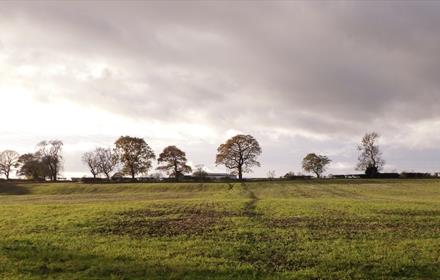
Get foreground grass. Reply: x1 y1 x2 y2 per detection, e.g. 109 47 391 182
0 180 440 279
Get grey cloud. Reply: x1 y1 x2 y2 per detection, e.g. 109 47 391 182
3 2 440 126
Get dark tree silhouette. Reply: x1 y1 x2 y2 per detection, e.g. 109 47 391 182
215 134 262 180
157 146 192 180
37 140 63 181
193 164 208 181
356 132 385 177
16 153 48 180
114 136 155 179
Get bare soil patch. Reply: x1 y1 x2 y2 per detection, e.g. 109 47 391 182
96 208 238 238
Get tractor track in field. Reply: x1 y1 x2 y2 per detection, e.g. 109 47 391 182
242 183 260 218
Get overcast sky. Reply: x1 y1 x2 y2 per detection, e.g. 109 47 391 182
1 1 440 178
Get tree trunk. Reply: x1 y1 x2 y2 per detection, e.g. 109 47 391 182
53 166 57 181
238 166 243 180
174 163 179 182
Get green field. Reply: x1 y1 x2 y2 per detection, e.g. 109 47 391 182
1 180 440 279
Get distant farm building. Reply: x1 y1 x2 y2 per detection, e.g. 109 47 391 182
205 173 237 180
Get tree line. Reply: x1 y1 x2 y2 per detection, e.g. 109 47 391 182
0 132 385 181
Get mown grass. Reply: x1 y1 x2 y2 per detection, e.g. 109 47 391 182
0 180 440 279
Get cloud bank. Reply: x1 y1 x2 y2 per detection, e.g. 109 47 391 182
1 1 440 177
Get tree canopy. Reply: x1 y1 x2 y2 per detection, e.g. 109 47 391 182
114 136 155 179
36 140 63 181
16 153 49 180
215 134 262 180
302 153 331 178
157 145 192 180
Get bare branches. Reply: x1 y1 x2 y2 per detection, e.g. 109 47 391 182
356 132 385 177
82 151 101 179
81 148 118 180
37 140 63 181
96 148 118 180
0 150 19 180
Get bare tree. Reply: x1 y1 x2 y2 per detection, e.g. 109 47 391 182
215 134 262 180
267 170 276 180
37 140 63 181
95 147 118 181
302 153 331 178
0 150 20 180
82 151 101 179
356 132 385 177
115 136 155 179
157 145 192 181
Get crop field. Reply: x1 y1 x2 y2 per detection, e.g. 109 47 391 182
1 180 440 279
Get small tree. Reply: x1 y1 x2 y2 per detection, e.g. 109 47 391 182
82 151 101 179
0 150 20 180
356 132 385 177
267 170 276 180
193 164 208 181
215 134 262 180
37 140 63 181
157 146 192 180
95 147 118 181
150 172 162 180
114 136 155 179
302 153 331 178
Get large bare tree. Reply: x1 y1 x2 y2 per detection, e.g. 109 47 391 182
82 150 101 179
215 134 262 180
157 145 192 180
114 136 155 179
0 150 19 180
302 153 331 178
37 140 63 181
356 132 385 177
95 147 118 181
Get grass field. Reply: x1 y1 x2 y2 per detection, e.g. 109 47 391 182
1 180 440 279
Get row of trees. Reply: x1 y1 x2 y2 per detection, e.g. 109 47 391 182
0 140 63 181
81 134 261 181
81 136 192 181
300 132 384 178
0 132 385 181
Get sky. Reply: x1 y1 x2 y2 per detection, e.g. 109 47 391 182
1 1 440 179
